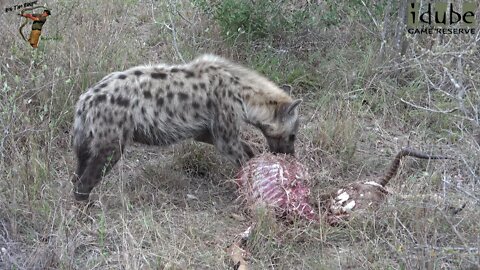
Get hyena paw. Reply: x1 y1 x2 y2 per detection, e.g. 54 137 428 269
73 186 92 201
242 143 255 159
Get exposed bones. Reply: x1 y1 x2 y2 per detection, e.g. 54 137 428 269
324 148 449 225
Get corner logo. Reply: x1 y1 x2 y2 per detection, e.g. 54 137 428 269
407 2 477 34
5 1 52 48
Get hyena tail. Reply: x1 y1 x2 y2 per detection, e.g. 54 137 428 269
377 148 449 187
72 112 91 185
73 114 87 149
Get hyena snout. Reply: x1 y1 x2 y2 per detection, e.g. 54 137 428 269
266 136 295 155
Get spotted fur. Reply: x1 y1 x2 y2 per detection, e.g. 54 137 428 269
72 55 302 200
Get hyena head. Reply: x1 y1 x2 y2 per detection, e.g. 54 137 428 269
259 99 302 155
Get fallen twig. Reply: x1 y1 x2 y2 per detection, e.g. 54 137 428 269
400 98 458 114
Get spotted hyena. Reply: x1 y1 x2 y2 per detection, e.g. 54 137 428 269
72 55 302 201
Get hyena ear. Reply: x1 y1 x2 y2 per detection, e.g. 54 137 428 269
281 99 302 122
280 84 293 95
286 99 302 115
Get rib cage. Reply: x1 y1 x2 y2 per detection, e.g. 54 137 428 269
236 153 318 222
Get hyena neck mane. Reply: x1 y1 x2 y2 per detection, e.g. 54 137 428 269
241 84 294 125
197 55 295 124
377 148 449 187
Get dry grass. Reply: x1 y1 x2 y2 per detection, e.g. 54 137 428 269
0 0 479 269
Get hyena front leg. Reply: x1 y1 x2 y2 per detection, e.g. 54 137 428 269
73 145 122 201
210 113 252 166
195 129 254 160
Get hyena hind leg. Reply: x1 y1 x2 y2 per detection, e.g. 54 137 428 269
73 145 122 201
71 140 91 185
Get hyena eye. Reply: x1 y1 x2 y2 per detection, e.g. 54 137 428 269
289 134 295 141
